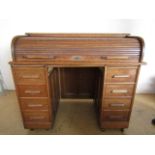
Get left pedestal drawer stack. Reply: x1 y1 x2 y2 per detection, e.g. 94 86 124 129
11 66 53 129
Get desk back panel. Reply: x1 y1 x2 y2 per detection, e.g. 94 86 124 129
60 68 99 98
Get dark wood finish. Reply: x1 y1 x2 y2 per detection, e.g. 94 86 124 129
60 68 98 98
94 68 104 110
24 122 52 129
60 68 78 98
100 121 129 129
49 68 60 114
10 33 144 130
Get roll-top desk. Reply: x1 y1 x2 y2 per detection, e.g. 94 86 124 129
10 33 144 130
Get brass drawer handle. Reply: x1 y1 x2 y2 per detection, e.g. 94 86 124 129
111 89 128 93
23 55 55 59
110 103 125 107
28 104 43 107
29 116 45 120
25 90 41 94
112 75 129 78
109 115 124 119
22 75 40 79
106 56 129 60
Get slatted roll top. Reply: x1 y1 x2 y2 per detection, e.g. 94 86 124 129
11 33 144 63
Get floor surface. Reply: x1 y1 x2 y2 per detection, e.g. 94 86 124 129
0 91 155 135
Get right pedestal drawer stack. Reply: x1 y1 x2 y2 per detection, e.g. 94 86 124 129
100 66 139 129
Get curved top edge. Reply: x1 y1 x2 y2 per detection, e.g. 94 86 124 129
25 33 130 38
126 35 145 62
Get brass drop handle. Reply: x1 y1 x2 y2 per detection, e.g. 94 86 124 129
25 90 41 94
109 115 124 119
106 56 129 60
29 116 45 120
22 75 40 79
112 75 129 78
110 103 125 107
23 55 56 59
28 104 43 107
111 89 128 93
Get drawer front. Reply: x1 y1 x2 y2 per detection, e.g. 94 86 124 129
24 121 52 129
23 112 50 122
105 84 135 97
103 98 132 110
100 121 129 129
102 110 129 121
16 54 139 63
17 85 48 97
106 67 137 83
20 98 49 111
14 67 46 85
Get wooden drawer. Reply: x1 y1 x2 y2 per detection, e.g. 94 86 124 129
102 110 129 121
17 85 48 97
20 98 49 111
23 111 50 122
103 98 132 110
16 54 139 63
104 84 135 97
24 121 52 129
106 67 137 83
14 67 46 85
100 121 129 129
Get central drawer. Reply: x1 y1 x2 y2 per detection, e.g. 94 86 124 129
104 84 135 97
20 98 49 111
106 67 138 83
17 85 48 97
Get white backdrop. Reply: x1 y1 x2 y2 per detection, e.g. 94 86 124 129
0 1 155 93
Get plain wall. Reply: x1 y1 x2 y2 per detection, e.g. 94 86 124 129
0 18 155 93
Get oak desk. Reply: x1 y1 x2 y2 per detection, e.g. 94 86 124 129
10 33 144 130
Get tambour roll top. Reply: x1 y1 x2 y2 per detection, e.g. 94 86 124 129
11 33 144 64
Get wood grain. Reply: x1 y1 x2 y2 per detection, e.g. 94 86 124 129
10 33 144 130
